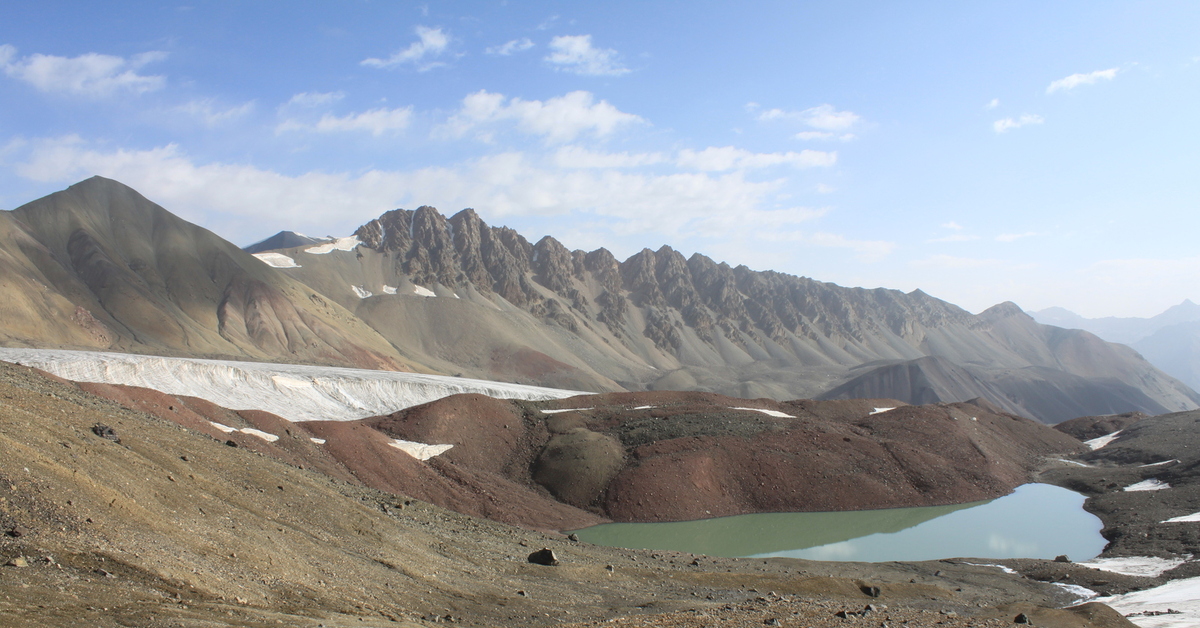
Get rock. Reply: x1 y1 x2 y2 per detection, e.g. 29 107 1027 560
527 548 559 566
765 619 780 626
225 440 238 447
860 584 881 598
6 525 27 538
1014 613 1031 624
91 424 120 443
567 533 580 542
1054 554 1070 562
5 556 28 567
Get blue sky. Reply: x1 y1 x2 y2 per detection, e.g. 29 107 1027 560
1 1 1197 318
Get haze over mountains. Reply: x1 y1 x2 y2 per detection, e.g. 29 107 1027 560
1031 303 1200 392
1 176 1197 424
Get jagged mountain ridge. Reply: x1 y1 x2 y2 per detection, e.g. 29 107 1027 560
258 201 1199 422
0 177 1195 423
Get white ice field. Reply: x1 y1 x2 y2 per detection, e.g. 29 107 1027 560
0 348 584 423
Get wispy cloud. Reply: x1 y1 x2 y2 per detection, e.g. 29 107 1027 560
927 234 980 243
437 90 643 143
754 103 861 140
278 106 413 136
544 35 630 76
911 254 1003 269
1046 67 1118 94
177 99 255 126
284 91 345 108
553 146 666 169
995 232 1038 242
993 114 1044 133
675 146 836 171
0 44 166 97
986 98 1000 109
361 26 450 71
486 38 534 56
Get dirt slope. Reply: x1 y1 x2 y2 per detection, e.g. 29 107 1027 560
0 360 1135 628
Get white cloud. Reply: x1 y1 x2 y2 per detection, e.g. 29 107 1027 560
15 137 829 245
544 35 630 76
942 221 965 230
311 107 413 136
911 254 1003 269
486 38 534 56
1047 68 1119 94
284 91 344 108
795 131 835 141
759 104 861 132
177 99 255 126
553 146 665 169
760 229 895 262
986 98 1000 109
438 90 643 143
995 232 1038 242
816 183 836 194
927 234 980 243
361 26 450 70
0 45 166 97
675 146 836 171
993 114 1044 133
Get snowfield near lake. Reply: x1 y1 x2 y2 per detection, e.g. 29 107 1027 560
732 407 795 418
1077 556 1188 578
0 348 584 424
1098 576 1200 628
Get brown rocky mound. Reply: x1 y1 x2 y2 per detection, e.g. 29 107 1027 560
368 390 1086 525
38 377 1086 532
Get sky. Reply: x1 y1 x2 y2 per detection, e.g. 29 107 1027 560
1 1 1197 318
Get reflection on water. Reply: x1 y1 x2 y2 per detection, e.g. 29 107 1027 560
571 484 1105 562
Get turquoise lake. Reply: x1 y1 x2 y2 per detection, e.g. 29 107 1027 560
571 483 1106 562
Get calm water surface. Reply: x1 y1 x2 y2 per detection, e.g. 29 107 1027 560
572 483 1105 562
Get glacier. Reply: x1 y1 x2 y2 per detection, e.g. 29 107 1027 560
0 348 584 424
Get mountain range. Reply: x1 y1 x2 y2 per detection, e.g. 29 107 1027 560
1 176 1197 424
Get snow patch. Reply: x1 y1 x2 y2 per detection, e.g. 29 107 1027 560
962 562 1019 575
632 405 657 410
252 252 300 268
351 285 372 299
1097 575 1200 628
413 285 436 297
0 348 585 424
1052 583 1097 606
541 407 594 414
1125 479 1171 492
732 407 795 418
309 437 326 445
381 285 398 295
209 421 279 442
388 439 453 461
1086 430 1121 450
1140 460 1178 468
1078 556 1188 578
1052 458 1091 467
1162 512 1200 523
304 236 360 255
239 428 280 443
869 407 895 415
